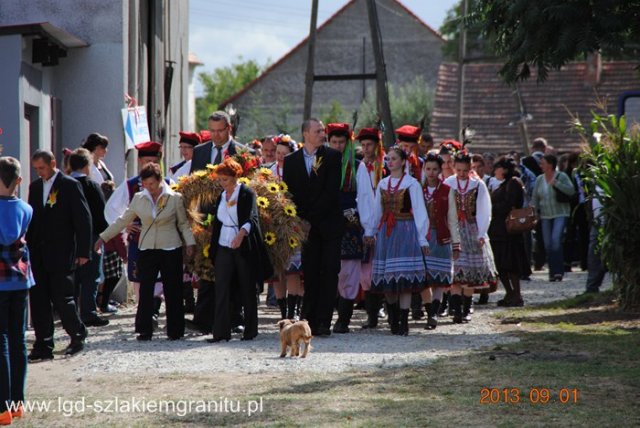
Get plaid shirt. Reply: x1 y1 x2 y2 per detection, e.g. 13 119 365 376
0 237 32 291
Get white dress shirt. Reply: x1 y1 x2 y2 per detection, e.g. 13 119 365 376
42 170 60 206
211 140 232 165
302 147 318 176
217 184 251 248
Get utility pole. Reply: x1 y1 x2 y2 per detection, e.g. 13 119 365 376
366 0 394 147
303 0 319 120
455 0 468 140
512 84 532 155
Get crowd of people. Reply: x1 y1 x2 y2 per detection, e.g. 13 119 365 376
0 111 607 424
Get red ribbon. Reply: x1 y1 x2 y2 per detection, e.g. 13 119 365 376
379 211 397 237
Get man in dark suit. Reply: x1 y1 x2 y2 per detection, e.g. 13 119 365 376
190 111 250 173
283 118 344 336
26 150 92 360
69 148 110 327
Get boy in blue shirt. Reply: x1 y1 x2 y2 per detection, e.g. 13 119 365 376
0 156 33 425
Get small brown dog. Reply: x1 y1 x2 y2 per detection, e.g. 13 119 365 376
277 319 312 358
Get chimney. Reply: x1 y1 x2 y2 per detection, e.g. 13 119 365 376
585 52 602 86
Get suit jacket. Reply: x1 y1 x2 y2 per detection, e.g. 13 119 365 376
100 190 195 250
75 175 108 238
190 139 252 173
283 145 344 238
209 184 273 283
26 172 92 273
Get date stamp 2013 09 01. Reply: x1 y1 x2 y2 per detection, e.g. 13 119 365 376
480 388 579 404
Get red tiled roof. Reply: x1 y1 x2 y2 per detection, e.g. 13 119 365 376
219 0 443 108
431 61 640 154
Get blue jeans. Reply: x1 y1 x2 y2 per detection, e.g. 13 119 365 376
541 217 568 277
0 289 28 412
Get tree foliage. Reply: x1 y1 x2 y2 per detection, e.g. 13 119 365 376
195 57 265 130
578 110 640 311
439 0 497 61
474 0 640 82
358 76 434 131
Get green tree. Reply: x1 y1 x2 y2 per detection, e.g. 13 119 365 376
195 57 265 130
578 111 640 311
358 76 433 131
320 100 351 126
474 0 640 82
439 0 496 61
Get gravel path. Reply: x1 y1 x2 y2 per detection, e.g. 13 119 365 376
28 269 611 375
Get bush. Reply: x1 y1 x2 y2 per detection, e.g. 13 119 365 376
578 112 640 311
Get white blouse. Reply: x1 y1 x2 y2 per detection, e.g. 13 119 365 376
365 174 430 247
216 184 251 248
356 161 377 236
443 175 492 240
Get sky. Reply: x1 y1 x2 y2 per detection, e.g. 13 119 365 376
189 0 459 96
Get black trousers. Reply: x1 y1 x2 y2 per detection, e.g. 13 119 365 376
29 260 86 352
137 248 184 338
193 279 215 331
213 246 257 340
301 230 341 332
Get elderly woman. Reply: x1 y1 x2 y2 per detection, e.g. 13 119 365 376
208 158 273 342
82 133 113 185
489 157 531 306
95 163 195 341
531 154 575 282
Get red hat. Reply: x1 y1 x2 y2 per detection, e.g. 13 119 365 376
178 131 201 147
135 141 163 158
326 122 351 138
355 127 381 141
199 130 212 143
395 125 420 143
440 139 463 153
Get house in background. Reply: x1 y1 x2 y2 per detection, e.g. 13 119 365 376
0 0 190 198
430 58 640 155
221 0 444 140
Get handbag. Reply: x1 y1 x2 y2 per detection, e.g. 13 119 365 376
505 206 538 234
553 185 573 203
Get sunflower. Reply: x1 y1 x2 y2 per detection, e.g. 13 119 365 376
238 177 250 185
288 237 299 248
206 163 216 171
267 183 280 193
278 181 289 192
259 167 272 176
170 183 179 191
202 244 210 258
194 170 207 178
264 232 276 246
257 196 270 209
284 204 297 217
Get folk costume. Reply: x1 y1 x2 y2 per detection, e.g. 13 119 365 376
355 127 386 329
366 172 429 335
327 123 363 334
169 131 201 181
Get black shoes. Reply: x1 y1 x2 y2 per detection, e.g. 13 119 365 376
83 316 110 327
398 309 410 336
136 334 152 341
28 349 54 362
64 340 85 356
206 337 229 343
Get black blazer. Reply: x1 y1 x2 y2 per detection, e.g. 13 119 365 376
75 175 108 238
26 173 92 273
190 139 252 173
282 145 344 238
209 184 273 283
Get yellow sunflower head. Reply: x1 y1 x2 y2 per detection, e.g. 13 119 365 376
238 177 250 185
278 181 289 192
170 183 179 191
257 196 270 209
194 170 207 178
206 163 217 171
264 232 276 246
267 183 280 193
284 204 297 217
259 167 272 176
288 237 299 248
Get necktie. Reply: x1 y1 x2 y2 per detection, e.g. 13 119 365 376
214 147 222 165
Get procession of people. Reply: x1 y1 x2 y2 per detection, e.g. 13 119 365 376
1 108 605 422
